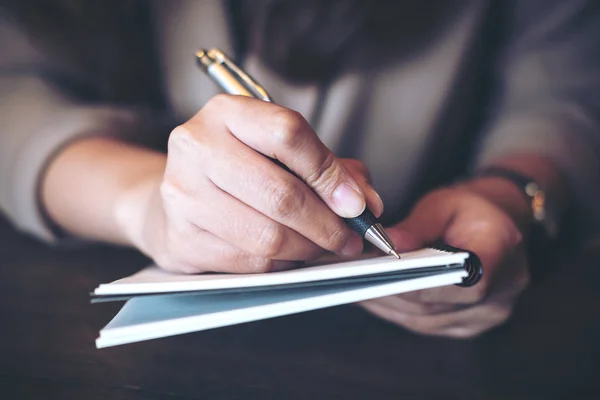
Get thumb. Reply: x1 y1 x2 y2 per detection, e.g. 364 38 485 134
390 189 458 251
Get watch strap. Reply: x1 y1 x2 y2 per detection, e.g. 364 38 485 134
474 166 557 238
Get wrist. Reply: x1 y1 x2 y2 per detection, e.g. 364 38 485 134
456 176 534 238
113 170 165 254
455 155 568 243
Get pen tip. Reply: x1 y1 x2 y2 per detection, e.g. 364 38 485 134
390 249 401 259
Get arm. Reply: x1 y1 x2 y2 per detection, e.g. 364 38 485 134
1 12 385 274
40 95 386 272
362 0 600 338
460 154 570 239
41 137 166 246
470 0 600 239
0 14 145 242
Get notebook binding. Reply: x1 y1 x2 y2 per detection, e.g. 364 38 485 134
430 243 483 287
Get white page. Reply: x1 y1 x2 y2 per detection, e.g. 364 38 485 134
96 270 466 348
94 248 468 296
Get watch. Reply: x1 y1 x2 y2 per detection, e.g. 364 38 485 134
475 167 559 239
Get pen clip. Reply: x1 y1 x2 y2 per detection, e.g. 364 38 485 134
198 48 273 102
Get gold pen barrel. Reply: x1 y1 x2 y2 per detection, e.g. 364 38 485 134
196 50 256 97
196 49 273 102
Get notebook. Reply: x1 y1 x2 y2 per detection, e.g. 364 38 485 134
92 244 482 348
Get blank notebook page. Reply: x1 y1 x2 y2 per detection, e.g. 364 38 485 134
94 248 469 296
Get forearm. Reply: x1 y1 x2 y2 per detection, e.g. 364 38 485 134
458 153 570 237
41 136 166 245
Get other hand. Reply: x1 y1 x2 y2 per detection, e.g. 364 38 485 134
360 181 531 338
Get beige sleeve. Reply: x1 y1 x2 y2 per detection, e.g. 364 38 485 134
472 0 600 238
0 15 147 242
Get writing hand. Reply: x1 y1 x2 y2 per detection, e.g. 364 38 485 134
116 95 383 273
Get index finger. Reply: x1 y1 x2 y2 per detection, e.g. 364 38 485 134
200 95 369 219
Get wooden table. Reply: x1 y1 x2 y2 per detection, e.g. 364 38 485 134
1 216 599 399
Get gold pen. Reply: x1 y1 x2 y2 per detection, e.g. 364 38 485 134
196 48 400 259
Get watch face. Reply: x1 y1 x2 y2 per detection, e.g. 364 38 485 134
540 192 559 238
532 191 546 222
476 167 559 238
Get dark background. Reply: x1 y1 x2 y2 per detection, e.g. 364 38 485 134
1 215 599 399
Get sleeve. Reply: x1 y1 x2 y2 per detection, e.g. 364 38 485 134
0 14 149 242
472 0 600 239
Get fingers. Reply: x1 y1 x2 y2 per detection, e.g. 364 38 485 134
392 188 523 289
360 294 462 316
158 95 388 273
200 95 369 218
160 177 326 261
361 288 518 339
361 185 531 340
167 125 362 256
361 298 514 338
155 223 299 274
383 225 424 253
360 254 530 338
388 227 523 305
444 210 522 279
341 158 384 217
392 188 459 247
208 143 362 256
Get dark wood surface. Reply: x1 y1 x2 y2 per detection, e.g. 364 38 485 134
1 216 599 399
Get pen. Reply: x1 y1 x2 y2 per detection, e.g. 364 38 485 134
196 48 400 259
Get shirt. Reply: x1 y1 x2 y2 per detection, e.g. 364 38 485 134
1 0 599 243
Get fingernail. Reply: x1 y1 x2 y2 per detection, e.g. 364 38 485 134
340 234 363 257
332 183 366 218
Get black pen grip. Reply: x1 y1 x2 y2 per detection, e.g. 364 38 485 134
343 209 377 237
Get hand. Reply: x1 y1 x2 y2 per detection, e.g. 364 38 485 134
115 95 383 274
360 180 531 338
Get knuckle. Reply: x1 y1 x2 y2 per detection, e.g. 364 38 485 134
154 247 188 273
254 222 286 258
159 180 190 202
204 93 234 112
168 124 197 154
319 224 351 252
270 109 306 148
347 159 369 178
153 251 174 270
305 152 344 194
266 179 307 220
168 122 211 158
161 226 208 274
246 256 273 274
228 253 272 274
